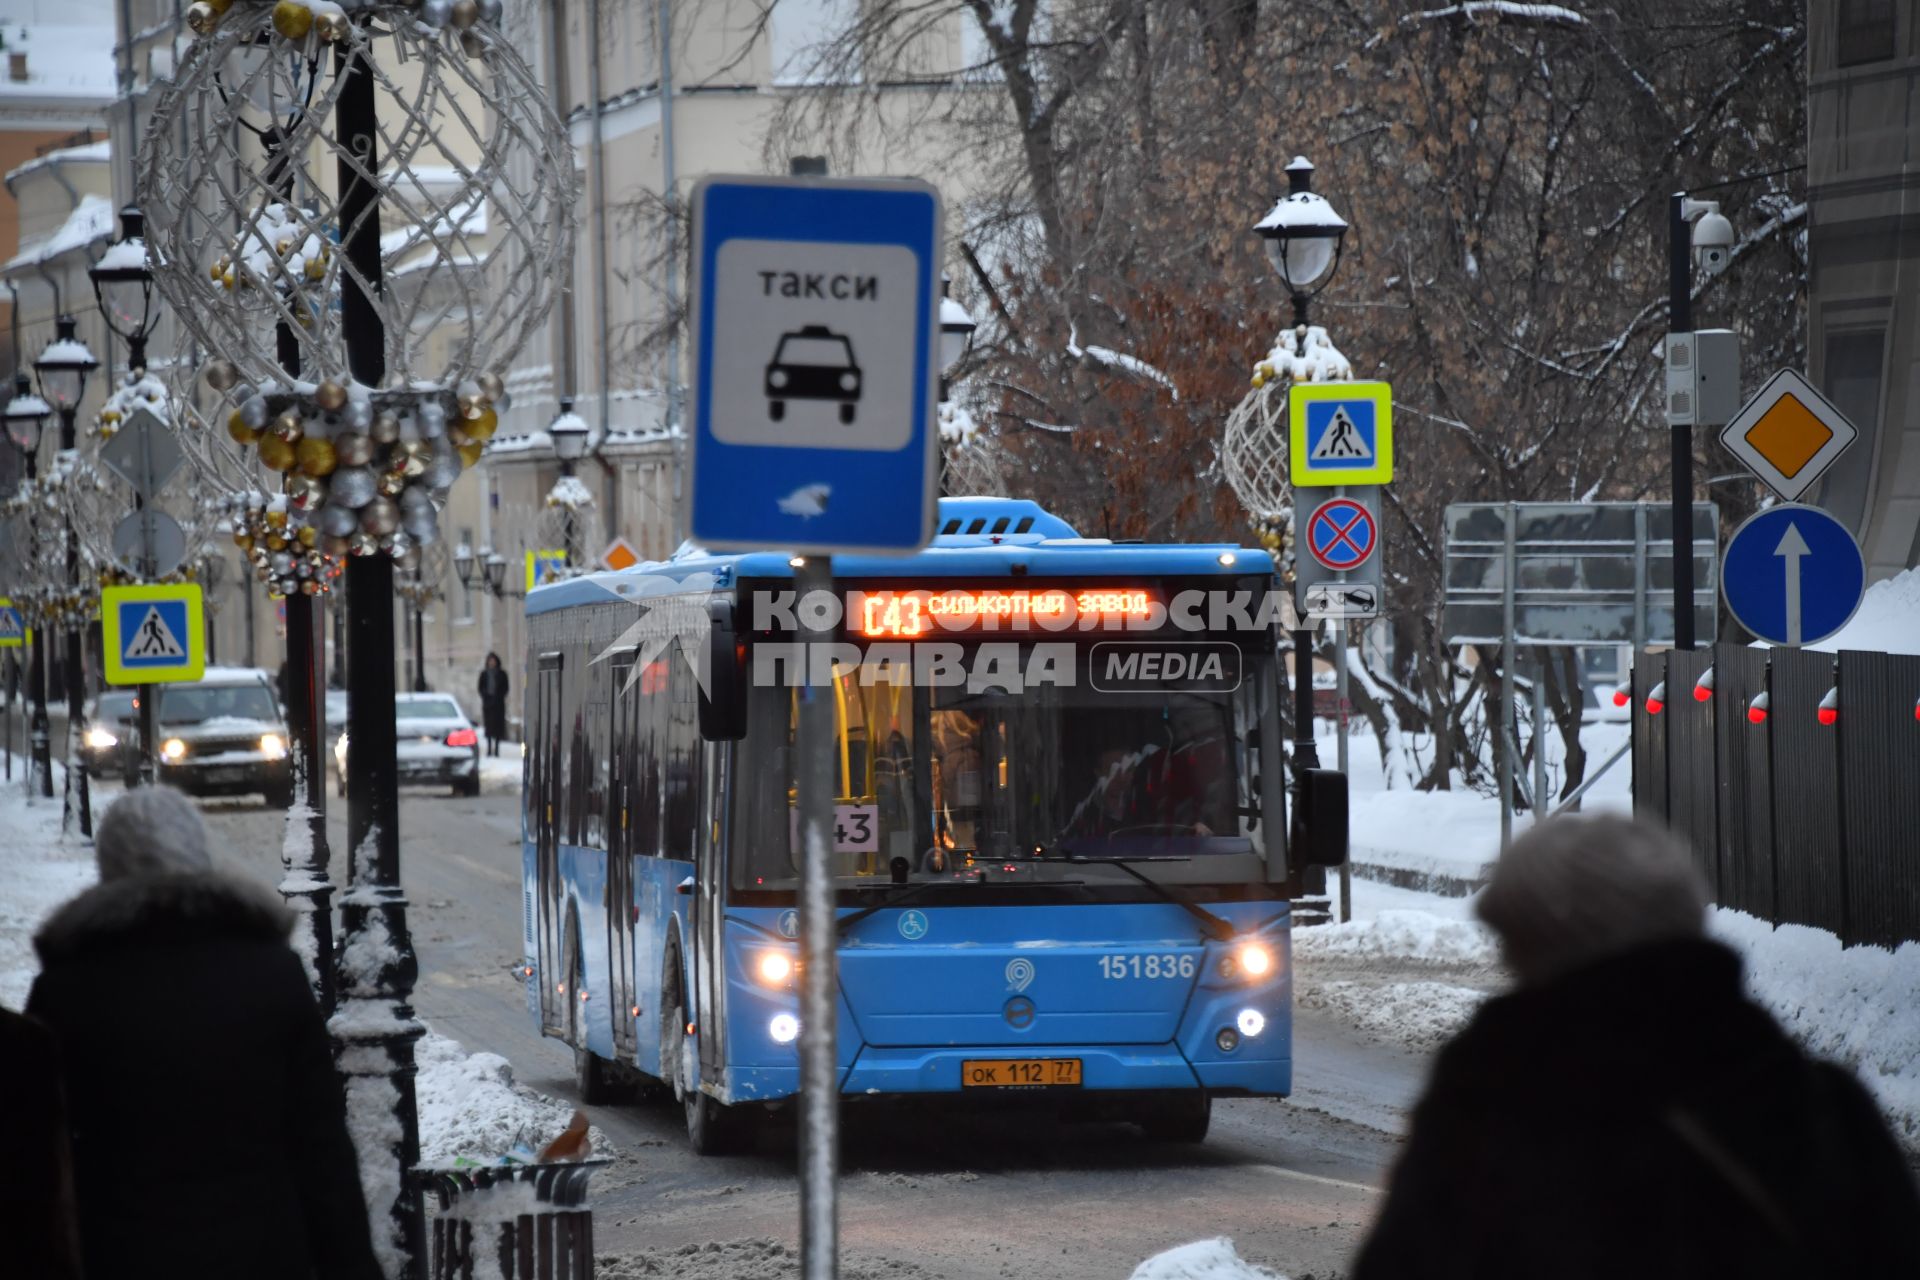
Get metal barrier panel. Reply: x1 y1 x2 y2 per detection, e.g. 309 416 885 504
1712 643 1775 921
1662 647 1719 893
1632 654 1668 822
1837 651 1920 950
1769 647 1845 936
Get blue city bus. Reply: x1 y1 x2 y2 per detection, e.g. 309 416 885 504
519 496 1346 1152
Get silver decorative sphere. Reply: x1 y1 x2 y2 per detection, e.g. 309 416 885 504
421 449 461 490
240 396 270 429
417 401 447 439
421 0 452 26
318 502 360 537
329 466 379 508
360 497 401 536
343 397 373 432
371 412 402 445
204 359 238 391
404 507 441 544
335 433 375 467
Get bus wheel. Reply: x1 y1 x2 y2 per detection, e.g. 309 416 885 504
574 1045 616 1106
673 1000 751 1155
1138 1091 1211 1143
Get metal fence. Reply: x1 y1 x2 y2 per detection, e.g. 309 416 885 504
1633 643 1920 949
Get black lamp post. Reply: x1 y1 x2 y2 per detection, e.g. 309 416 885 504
938 276 976 404
1253 157 1348 774
34 318 99 836
91 206 164 783
549 400 590 567
5 373 52 798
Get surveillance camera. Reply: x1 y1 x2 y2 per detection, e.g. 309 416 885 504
1691 207 1735 276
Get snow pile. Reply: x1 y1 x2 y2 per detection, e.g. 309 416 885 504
1252 325 1351 386
1127 1237 1286 1280
1713 911 1920 1149
1299 978 1490 1053
1293 908 1497 967
546 474 596 510
596 1240 937 1280
0 767 94 1009
96 370 172 430
415 1031 609 1165
1807 564 1920 655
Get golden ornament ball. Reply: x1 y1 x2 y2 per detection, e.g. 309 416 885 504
378 470 407 498
315 379 348 411
296 435 338 477
233 531 254 550
457 391 485 417
301 579 323 596
315 9 350 41
297 525 318 548
463 407 499 441
227 411 260 445
457 440 486 468
265 507 289 530
304 256 327 283
273 410 304 442
272 1 313 40
266 533 288 552
275 237 293 258
186 1 220 35
207 0 233 11
450 0 480 28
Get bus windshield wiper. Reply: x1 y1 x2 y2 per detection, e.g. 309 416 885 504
1059 850 1235 942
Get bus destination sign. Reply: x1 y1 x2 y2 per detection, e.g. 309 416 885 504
851 587 1158 637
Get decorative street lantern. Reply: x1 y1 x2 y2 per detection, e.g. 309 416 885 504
89 207 157 369
33 317 100 416
4 373 49 456
1254 157 1349 327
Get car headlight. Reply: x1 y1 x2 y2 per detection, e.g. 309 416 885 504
1230 941 1273 979
768 369 789 388
84 727 118 750
755 951 794 985
259 733 287 760
161 738 187 762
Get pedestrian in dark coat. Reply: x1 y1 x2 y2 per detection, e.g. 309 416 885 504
0 1006 84 1280
1353 815 1920 1280
27 787 381 1280
478 651 510 756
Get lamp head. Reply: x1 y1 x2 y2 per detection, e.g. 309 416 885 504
33 316 101 412
5 371 51 455
89 206 156 344
549 398 591 463
1254 156 1348 294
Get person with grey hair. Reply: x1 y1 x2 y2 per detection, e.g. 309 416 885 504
1353 814 1919 1280
26 787 381 1280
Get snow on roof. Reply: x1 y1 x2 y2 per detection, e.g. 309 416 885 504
4 192 112 272
1807 565 1920 656
4 138 110 185
0 23 116 103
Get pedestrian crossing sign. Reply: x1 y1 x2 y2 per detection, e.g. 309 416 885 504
526 549 568 593
1290 381 1393 486
0 597 25 649
102 583 205 686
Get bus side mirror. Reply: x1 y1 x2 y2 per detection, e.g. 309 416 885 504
1294 767 1348 868
698 600 748 741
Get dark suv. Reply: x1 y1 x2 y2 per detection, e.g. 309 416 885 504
765 325 862 424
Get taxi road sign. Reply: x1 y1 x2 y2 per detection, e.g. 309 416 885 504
526 550 567 592
1290 381 1393 486
0 596 26 648
102 583 205 686
1719 369 1857 502
1305 496 1378 572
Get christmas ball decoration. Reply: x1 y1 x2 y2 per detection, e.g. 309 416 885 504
348 531 380 556
329 466 378 508
371 411 401 445
204 358 238 391
296 435 338 477
228 411 260 445
393 439 430 477
421 449 460 490
343 396 372 432
318 502 360 537
322 533 353 556
272 1 313 40
240 396 270 429
315 379 348 411
272 410 304 442
421 0 453 27
418 401 447 438
451 0 479 28
258 433 297 472
378 469 407 498
315 9 351 42
477 371 504 401
287 473 327 509
360 497 400 537
457 439 485 467
335 432 374 467
187 1 220 35
463 407 499 441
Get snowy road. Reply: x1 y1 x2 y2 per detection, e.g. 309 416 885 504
193 785 1462 1279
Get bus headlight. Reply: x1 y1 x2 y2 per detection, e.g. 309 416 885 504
1234 942 1273 978
768 1013 800 1044
755 952 794 985
1237 1008 1266 1038
259 733 287 760
161 738 187 762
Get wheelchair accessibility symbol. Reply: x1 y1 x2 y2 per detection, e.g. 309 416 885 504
897 909 929 940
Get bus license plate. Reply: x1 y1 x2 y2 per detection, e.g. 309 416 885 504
961 1058 1082 1088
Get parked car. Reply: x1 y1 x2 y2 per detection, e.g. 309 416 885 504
335 692 480 798
78 690 141 782
151 667 293 805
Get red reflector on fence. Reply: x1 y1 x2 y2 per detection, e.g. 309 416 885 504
1611 687 1630 708
1693 666 1715 702
1818 688 1839 727
1645 681 1667 716
1747 692 1770 725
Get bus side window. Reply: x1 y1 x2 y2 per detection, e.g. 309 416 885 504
664 641 699 861
635 659 666 855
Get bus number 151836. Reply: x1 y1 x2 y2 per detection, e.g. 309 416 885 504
1098 954 1198 980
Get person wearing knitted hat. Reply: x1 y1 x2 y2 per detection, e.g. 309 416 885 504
26 787 381 1279
1353 814 1919 1280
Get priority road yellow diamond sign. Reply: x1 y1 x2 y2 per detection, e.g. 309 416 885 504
1719 369 1857 502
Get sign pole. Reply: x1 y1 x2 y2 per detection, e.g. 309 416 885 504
795 553 840 1280
1669 192 1695 652
1498 503 1515 849
136 421 158 786
1333 618 1352 923
1532 656 1549 824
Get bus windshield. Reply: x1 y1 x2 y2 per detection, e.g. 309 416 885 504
732 646 1273 890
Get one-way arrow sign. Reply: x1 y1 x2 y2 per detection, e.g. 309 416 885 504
1721 503 1864 647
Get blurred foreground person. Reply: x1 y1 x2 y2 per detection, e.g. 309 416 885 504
0 1006 83 1279
27 787 380 1280
1354 814 1919 1280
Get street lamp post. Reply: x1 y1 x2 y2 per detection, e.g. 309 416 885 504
1667 193 1734 652
34 317 99 837
1253 158 1348 776
91 207 163 785
5 375 52 797
549 399 589 567
938 276 976 404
